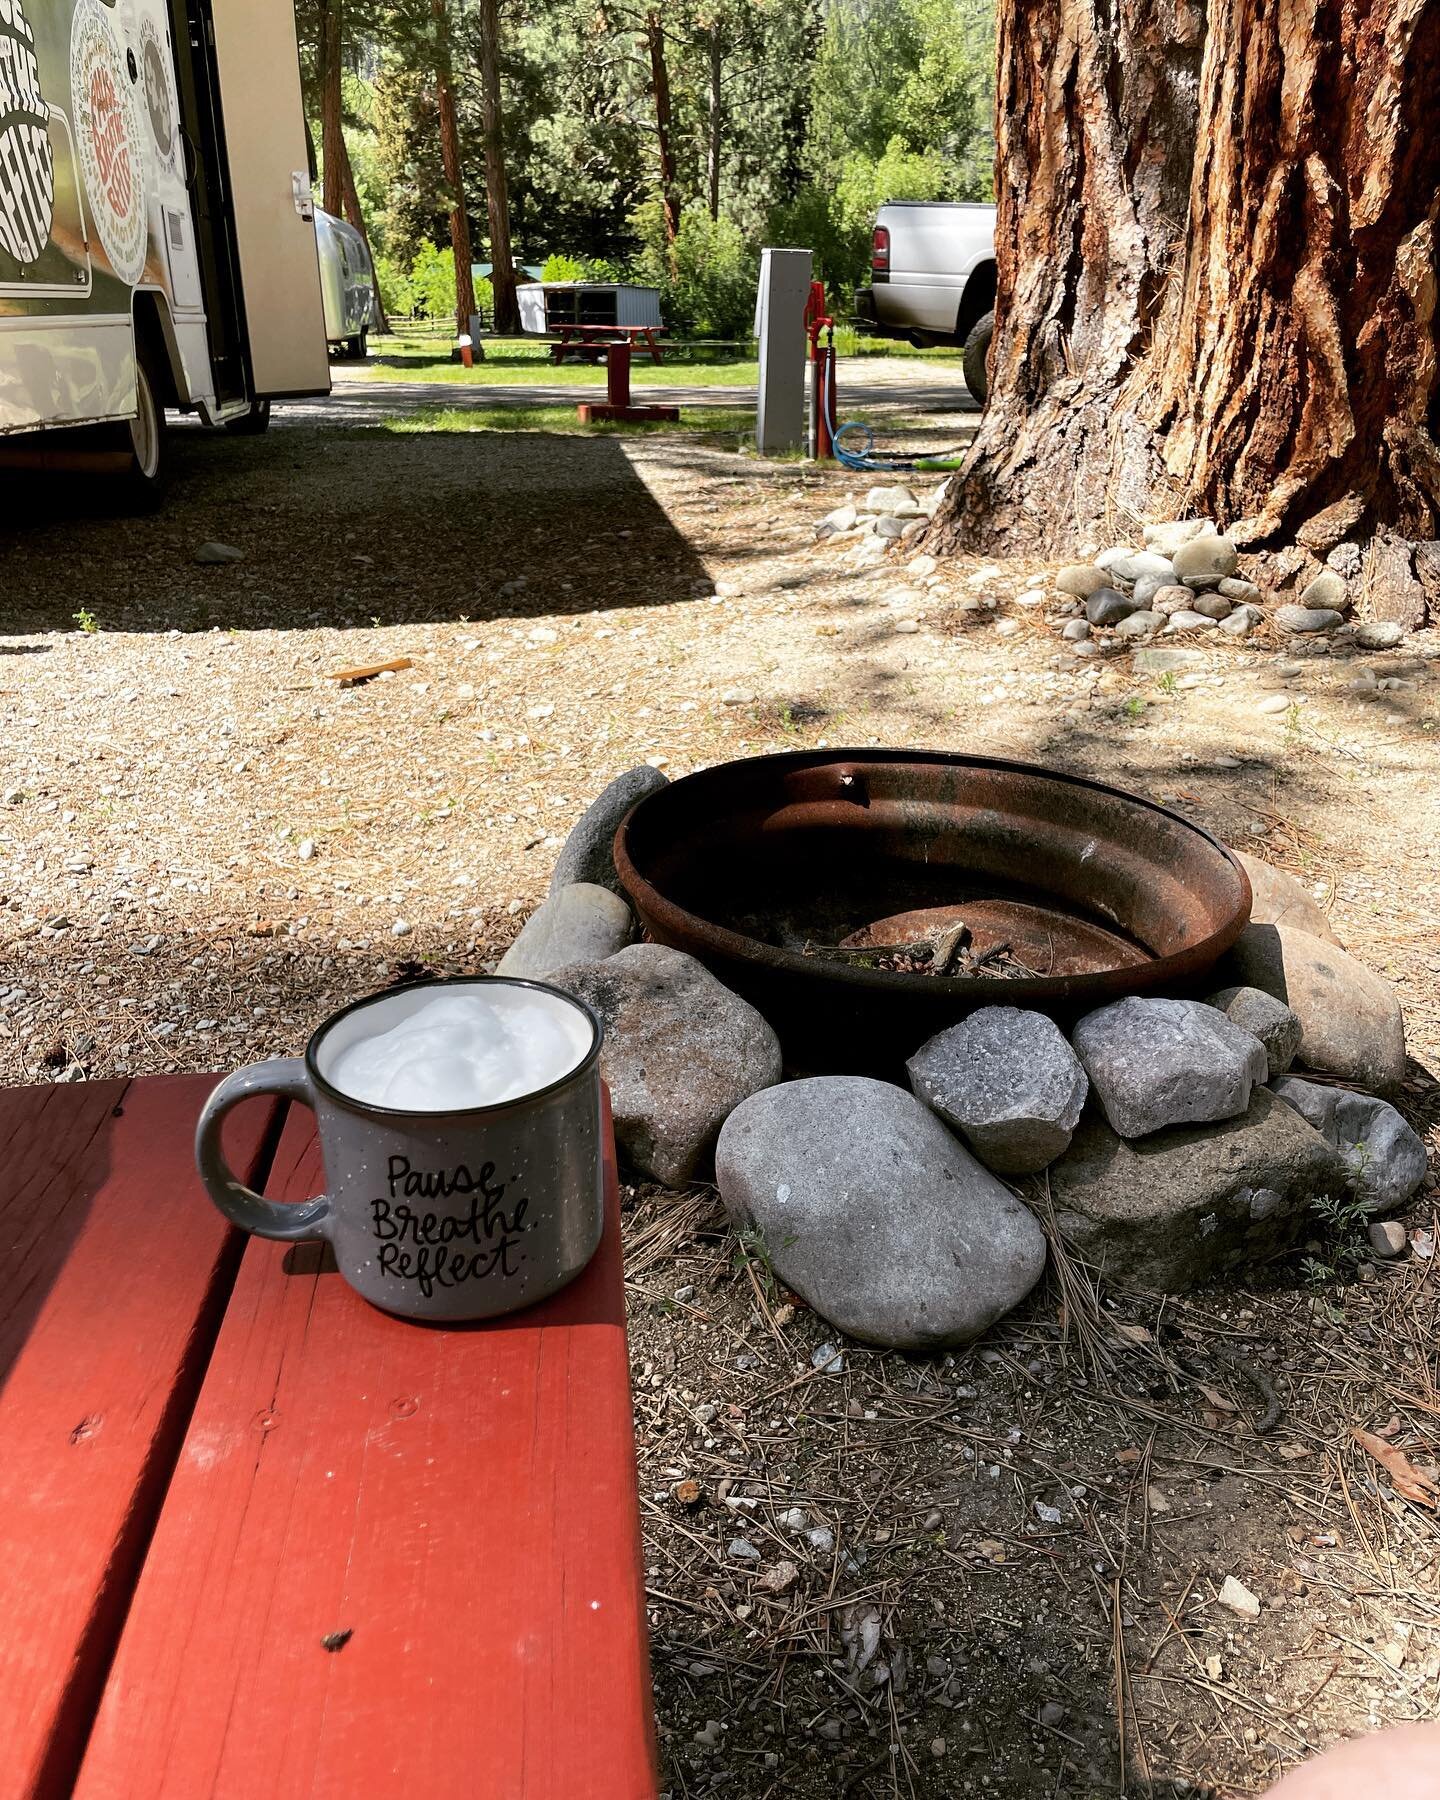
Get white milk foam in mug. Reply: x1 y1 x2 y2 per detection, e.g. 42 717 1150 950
323 987 593 1111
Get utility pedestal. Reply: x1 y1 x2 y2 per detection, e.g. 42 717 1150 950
576 344 680 425
754 248 812 455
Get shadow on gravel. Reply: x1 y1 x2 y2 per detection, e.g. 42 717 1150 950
0 421 712 635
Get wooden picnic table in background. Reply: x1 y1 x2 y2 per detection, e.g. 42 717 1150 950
0 1075 656 1799
548 325 667 366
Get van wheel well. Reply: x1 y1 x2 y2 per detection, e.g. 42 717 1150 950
131 295 182 408
956 262 997 344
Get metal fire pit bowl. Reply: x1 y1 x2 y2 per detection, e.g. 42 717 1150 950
614 749 1252 1072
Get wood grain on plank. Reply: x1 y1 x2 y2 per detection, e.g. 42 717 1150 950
77 1093 657 1800
0 1075 282 1800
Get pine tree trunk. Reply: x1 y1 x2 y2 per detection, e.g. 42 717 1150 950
706 29 722 220
337 135 391 335
477 0 518 334
929 0 1440 577
644 10 680 245
433 0 477 339
319 0 345 219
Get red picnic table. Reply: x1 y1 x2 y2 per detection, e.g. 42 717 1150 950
549 325 666 366
0 1075 657 1799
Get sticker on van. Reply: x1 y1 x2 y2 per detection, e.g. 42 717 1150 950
70 0 147 284
0 0 55 267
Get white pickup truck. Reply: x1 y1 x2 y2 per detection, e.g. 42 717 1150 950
856 200 996 403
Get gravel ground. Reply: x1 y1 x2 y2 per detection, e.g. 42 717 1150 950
3 396 1440 1797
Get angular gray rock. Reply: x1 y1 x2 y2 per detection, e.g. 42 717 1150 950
1233 852 1339 943
865 484 918 514
1055 564 1107 598
715 1078 1047 1348
1219 605 1262 637
1172 534 1238 584
1086 588 1138 627
1276 604 1344 633
1132 574 1168 609
1049 1089 1346 1289
548 765 668 897
1223 923 1406 1094
1061 619 1090 642
1166 609 1219 633
547 945 781 1186
907 1006 1089 1174
195 541 244 565
1072 997 1268 1139
1269 1075 1428 1215
497 882 634 978
1205 986 1303 1078
1218 576 1261 600
1153 584 1199 615
1115 610 1162 638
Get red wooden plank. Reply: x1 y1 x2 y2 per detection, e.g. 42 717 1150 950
0 1075 283 1800
77 1093 658 1800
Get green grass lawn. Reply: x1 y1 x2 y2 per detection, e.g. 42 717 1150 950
369 402 761 437
343 324 964 387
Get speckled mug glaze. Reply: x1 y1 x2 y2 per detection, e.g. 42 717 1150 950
194 978 605 1320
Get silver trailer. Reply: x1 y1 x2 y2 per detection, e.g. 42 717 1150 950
315 206 375 359
856 200 997 402
0 0 330 506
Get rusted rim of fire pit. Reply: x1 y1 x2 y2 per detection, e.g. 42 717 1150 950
613 749 1253 1013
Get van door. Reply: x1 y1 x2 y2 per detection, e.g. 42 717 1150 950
207 0 328 398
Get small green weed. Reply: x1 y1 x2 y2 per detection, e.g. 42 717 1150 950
73 608 99 633
1301 1188 1374 1287
1156 672 1179 696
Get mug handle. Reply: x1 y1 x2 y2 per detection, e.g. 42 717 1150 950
195 1058 332 1242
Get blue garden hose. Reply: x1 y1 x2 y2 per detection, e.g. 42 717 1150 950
822 355 969 475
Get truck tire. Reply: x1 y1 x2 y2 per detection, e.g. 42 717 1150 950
962 311 994 405
346 331 368 360
224 399 272 437
114 358 167 511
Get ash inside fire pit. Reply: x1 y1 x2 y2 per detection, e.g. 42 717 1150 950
615 750 1251 1070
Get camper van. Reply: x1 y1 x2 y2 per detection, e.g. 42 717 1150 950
0 0 330 505
315 207 375 360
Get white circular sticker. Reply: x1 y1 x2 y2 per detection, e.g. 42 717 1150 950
139 15 174 174
70 0 147 285
0 0 55 267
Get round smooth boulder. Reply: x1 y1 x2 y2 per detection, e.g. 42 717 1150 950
715 1078 1048 1350
547 945 781 1187
1205 985 1303 1078
1055 563 1107 598
1223 923 1406 1094
907 1007 1088 1174
1172 533 1239 585
497 882 634 979
1233 851 1339 943
548 765 668 897
1072 997 1268 1139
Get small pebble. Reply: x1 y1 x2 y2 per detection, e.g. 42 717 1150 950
391 919 413 937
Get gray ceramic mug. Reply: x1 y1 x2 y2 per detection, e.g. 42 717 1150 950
194 978 605 1321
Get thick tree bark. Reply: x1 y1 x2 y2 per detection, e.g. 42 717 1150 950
319 0 345 219
433 0 477 339
930 0 1440 576
706 28 722 220
477 0 519 334
644 9 680 245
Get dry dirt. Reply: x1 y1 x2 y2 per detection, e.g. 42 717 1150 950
2 405 1439 1799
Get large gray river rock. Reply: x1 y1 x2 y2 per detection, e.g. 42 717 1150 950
715 1078 1047 1349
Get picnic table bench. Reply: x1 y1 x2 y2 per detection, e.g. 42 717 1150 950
548 325 666 366
0 1075 657 1799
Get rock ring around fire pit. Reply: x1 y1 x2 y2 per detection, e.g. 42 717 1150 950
614 750 1252 1072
